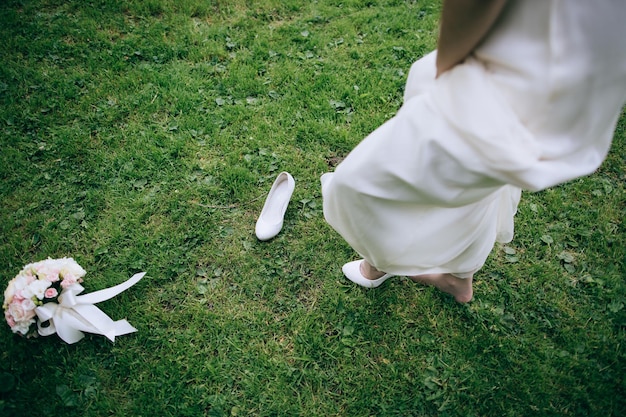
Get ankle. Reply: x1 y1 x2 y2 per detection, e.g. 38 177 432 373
360 261 386 280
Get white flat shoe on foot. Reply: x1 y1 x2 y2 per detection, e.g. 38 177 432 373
255 172 295 241
342 260 394 288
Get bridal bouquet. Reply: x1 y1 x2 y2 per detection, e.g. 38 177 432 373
3 258 145 343
4 258 85 336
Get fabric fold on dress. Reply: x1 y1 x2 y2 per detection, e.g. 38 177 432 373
322 0 626 278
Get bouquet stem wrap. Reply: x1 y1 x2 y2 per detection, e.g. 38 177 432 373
34 272 145 344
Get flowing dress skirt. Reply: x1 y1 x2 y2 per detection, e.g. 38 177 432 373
321 52 521 277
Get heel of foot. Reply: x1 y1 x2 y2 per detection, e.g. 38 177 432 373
410 273 473 303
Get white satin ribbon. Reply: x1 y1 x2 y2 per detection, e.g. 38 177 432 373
34 272 145 344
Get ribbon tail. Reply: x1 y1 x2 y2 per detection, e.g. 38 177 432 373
73 304 119 342
77 272 145 305
54 309 88 344
112 320 138 337
71 305 137 342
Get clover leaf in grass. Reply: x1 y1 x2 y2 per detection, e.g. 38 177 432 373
557 251 575 263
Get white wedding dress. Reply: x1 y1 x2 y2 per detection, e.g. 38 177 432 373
322 0 626 277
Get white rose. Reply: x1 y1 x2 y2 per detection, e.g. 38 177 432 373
27 279 52 300
13 274 31 291
22 263 38 279
3 280 16 307
58 258 86 282
11 317 35 335
14 274 34 298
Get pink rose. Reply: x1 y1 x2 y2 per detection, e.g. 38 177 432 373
5 310 16 327
8 300 36 322
60 277 76 289
44 288 58 299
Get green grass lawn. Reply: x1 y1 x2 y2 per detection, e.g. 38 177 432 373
0 0 624 415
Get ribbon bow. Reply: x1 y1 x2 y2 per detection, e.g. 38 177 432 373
34 272 145 344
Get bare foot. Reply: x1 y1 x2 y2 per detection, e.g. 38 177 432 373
409 273 473 303
360 260 387 280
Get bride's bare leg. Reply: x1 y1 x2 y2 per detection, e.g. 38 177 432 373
409 273 473 303
360 260 473 303
360 260 387 280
